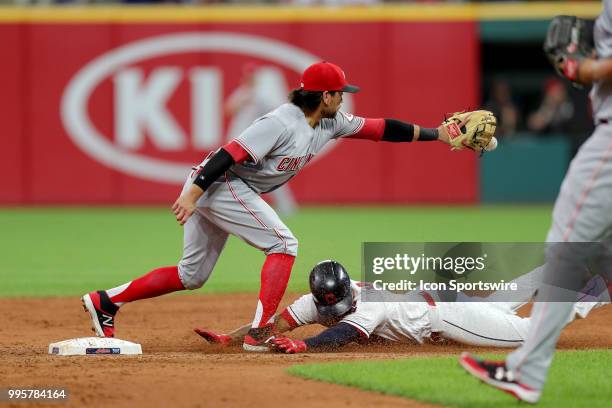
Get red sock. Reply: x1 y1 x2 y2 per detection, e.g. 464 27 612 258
106 266 185 305
252 254 295 328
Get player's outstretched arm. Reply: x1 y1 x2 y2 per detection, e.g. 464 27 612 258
194 313 296 346
271 322 363 354
344 118 447 144
343 116 497 152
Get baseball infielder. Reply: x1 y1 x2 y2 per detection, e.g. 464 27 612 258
225 63 298 216
460 4 612 403
81 61 495 352
195 260 608 351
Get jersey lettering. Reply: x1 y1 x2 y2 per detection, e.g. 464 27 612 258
229 104 364 194
276 154 315 172
276 157 291 171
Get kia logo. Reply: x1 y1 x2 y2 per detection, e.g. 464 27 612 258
61 32 353 184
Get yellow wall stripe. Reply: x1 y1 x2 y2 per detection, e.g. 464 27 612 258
0 3 602 24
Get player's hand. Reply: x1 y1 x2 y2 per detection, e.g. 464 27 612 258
436 124 451 145
557 52 582 83
172 195 197 226
194 328 232 346
172 184 204 225
270 337 307 354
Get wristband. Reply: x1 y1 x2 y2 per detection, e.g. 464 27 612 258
381 119 415 142
418 127 439 141
193 148 235 192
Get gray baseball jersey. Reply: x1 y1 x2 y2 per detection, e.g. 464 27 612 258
506 1 612 390
179 104 364 290
224 103 364 194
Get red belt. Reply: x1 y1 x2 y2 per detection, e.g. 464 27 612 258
420 291 436 307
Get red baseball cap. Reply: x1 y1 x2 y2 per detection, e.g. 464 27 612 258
300 61 360 93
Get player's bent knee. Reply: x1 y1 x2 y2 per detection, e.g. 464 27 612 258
177 263 211 290
265 233 298 257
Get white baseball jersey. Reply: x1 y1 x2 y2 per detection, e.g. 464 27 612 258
591 0 612 122
283 280 607 349
285 281 433 344
220 103 365 194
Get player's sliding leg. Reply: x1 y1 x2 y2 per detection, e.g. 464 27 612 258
471 265 547 312
433 302 530 348
474 263 609 319
567 274 611 322
82 212 228 337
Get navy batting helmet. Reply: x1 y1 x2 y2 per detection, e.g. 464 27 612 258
309 260 354 319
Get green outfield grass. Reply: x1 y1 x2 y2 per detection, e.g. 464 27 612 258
288 350 611 408
0 205 551 297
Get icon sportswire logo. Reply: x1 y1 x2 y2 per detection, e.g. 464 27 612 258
61 32 353 185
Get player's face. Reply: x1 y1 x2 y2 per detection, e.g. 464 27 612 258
321 91 343 119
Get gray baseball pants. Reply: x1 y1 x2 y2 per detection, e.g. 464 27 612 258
177 172 298 289
506 124 612 390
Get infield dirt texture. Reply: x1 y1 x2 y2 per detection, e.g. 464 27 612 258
1 207 610 407
1 295 610 407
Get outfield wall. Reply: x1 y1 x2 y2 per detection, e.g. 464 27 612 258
0 3 600 205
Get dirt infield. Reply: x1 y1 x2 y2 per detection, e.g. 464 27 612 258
1 294 610 408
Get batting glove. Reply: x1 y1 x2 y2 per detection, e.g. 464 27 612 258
194 328 232 346
559 55 581 83
271 337 308 354
556 43 586 86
